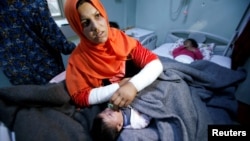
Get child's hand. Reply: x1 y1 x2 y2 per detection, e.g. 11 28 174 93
110 82 137 108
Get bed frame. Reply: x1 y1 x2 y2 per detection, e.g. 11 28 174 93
141 34 157 50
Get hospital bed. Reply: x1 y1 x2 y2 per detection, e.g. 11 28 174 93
152 29 233 69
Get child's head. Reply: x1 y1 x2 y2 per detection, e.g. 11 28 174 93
91 108 124 141
109 21 120 29
184 38 198 48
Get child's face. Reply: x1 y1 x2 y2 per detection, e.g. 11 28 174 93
99 108 123 131
184 40 192 48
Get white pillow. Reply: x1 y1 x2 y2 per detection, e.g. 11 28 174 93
198 43 216 60
169 38 185 53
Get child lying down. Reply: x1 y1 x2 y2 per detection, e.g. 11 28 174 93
91 103 152 141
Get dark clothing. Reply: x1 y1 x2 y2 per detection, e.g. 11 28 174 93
0 0 75 85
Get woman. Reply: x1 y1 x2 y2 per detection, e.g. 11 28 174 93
64 0 163 108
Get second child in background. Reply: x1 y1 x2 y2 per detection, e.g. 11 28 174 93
172 38 203 64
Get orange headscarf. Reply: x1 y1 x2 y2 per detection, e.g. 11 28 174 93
64 0 137 95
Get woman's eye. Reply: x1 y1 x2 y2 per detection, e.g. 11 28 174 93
95 13 101 18
82 20 90 27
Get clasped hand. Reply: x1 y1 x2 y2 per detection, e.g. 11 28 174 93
110 78 137 108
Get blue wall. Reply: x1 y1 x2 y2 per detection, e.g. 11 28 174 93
102 0 249 45
135 0 249 45
101 0 136 29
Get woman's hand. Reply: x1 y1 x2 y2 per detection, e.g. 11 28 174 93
118 77 130 86
110 81 137 108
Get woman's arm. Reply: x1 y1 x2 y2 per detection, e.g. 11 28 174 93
67 64 130 107
126 43 163 91
195 49 204 60
129 59 163 91
66 63 118 107
110 43 163 107
88 83 119 105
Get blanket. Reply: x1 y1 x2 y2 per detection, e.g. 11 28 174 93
118 57 246 141
0 82 102 141
0 57 246 141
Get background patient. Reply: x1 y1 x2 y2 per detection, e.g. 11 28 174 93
91 105 151 141
172 38 203 64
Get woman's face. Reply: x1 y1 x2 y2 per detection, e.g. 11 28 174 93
77 2 108 44
99 108 123 132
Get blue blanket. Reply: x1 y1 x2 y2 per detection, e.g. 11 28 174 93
118 57 246 141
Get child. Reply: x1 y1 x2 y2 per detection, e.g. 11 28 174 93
91 104 151 141
172 38 203 64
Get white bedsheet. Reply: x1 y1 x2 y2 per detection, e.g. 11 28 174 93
174 55 194 64
0 122 15 141
210 55 232 69
152 43 174 59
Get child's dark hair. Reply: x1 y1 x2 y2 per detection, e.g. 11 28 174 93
185 38 198 48
91 115 120 141
109 21 120 29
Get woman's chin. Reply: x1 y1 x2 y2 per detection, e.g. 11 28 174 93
94 37 108 44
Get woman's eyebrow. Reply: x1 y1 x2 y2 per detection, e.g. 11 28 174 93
80 10 99 21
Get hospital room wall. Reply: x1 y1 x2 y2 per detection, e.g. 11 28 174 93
101 0 136 30
135 0 250 46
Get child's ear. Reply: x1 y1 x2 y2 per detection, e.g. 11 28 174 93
117 122 123 131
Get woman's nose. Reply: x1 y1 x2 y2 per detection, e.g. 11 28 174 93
91 21 99 32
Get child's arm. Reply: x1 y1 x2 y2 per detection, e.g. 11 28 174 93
195 49 204 60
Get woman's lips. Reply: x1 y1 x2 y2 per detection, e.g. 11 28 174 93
96 31 104 38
